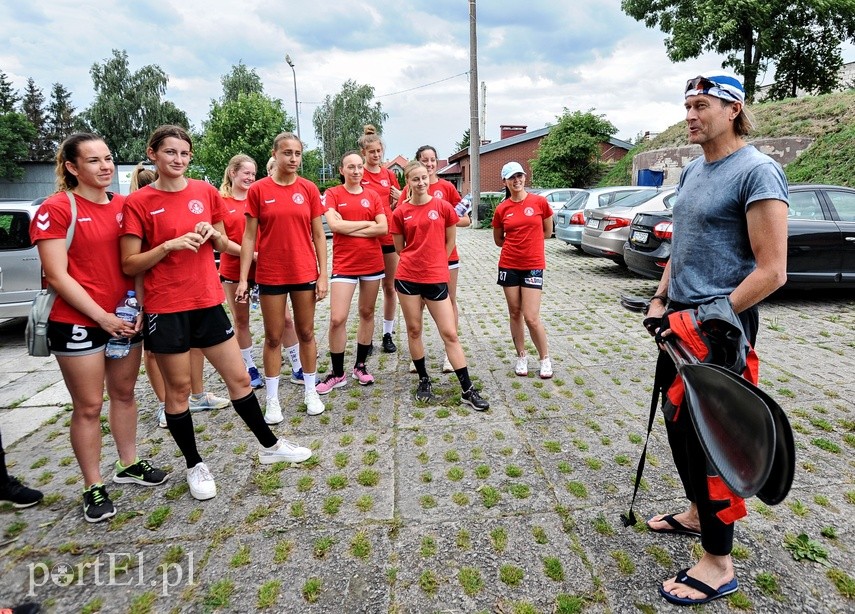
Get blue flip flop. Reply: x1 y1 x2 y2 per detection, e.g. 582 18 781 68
659 568 739 606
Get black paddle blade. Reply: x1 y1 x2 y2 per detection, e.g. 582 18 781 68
680 363 775 499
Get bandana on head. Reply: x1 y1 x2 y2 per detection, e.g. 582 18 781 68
685 73 745 104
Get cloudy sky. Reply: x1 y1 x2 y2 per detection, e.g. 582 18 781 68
3 1 852 163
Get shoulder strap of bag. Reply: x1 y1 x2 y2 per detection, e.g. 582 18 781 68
45 192 78 298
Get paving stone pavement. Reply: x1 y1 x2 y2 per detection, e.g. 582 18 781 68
1 228 853 613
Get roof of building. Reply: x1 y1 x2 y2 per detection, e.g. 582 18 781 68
449 127 633 161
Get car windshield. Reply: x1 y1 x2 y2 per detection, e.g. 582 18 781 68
561 191 589 210
602 190 661 209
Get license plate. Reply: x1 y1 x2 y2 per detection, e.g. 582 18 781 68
631 230 649 243
586 218 599 228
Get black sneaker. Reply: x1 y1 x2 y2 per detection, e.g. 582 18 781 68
462 387 490 411
82 484 116 523
0 476 43 508
381 333 397 353
415 377 434 402
112 459 170 486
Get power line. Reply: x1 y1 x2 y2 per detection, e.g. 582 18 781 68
375 71 469 98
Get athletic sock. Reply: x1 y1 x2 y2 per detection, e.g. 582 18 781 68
232 392 277 448
383 319 394 335
240 347 255 370
303 372 317 394
265 376 280 401
454 366 473 392
356 343 371 366
286 343 301 371
165 410 203 468
413 357 428 380
330 352 345 377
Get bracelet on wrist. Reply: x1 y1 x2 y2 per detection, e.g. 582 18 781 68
650 294 668 305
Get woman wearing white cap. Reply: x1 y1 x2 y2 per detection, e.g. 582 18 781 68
492 161 553 379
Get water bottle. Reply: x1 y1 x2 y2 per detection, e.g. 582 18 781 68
250 284 260 310
105 291 140 359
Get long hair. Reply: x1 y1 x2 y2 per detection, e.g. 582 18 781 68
414 145 437 162
130 163 156 192
220 154 256 197
147 124 192 153
55 133 105 192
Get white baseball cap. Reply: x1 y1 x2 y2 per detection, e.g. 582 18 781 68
501 161 525 179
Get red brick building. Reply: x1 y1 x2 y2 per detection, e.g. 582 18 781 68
440 125 632 196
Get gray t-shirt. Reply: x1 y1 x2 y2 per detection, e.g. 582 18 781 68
670 145 789 304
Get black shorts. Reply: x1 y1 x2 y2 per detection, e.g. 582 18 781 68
47 321 142 357
381 244 397 255
394 279 449 301
144 305 235 354
258 281 316 295
497 267 544 289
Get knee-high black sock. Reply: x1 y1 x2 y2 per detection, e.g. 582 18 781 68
355 343 371 366
414 357 428 380
232 392 277 448
165 410 203 469
330 352 345 377
454 366 473 392
0 429 9 482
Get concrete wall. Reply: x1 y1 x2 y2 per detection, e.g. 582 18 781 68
0 162 132 199
632 137 814 186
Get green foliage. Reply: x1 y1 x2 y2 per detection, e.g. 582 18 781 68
0 112 37 180
531 108 617 188
786 124 855 187
46 82 79 151
0 70 18 113
783 532 830 566
221 61 264 103
82 49 189 161
21 77 52 161
455 128 470 153
312 79 386 166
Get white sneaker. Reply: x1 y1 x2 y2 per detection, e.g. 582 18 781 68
514 355 528 376
539 357 553 379
259 439 313 464
305 390 325 416
442 355 454 373
186 462 216 500
264 397 283 425
156 403 166 428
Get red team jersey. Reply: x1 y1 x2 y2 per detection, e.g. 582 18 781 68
390 197 457 284
121 179 227 313
397 179 463 261
245 176 324 285
218 196 256 282
30 191 133 327
323 185 385 276
491 193 552 269
361 167 400 246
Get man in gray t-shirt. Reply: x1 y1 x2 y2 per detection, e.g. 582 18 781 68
645 72 788 606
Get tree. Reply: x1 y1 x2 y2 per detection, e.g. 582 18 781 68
0 113 37 180
312 80 387 166
765 16 844 100
21 78 52 161
455 129 470 153
45 83 78 152
621 0 855 102
530 109 617 188
82 49 190 161
0 70 18 113
221 61 264 103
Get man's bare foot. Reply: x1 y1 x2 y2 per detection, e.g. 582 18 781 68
647 505 700 535
662 553 735 602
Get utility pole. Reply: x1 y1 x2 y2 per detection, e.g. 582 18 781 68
469 0 480 225
285 55 301 142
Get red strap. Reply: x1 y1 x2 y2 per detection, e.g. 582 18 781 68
669 311 710 361
707 475 747 524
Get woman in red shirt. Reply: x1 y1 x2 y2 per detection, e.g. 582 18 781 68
218 154 262 389
31 133 168 523
121 125 312 503
391 161 489 411
359 125 401 354
316 151 387 396
237 132 328 421
491 161 553 379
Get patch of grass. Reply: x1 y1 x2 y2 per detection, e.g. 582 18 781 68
296 475 314 492
290 501 306 518
543 556 564 581
420 495 437 509
245 505 272 524
203 579 235 610
532 525 549 544
557 461 573 474
480 485 500 508
566 481 588 498
419 570 439 595
322 496 343 515
444 449 460 462
355 494 374 512
128 592 156 614
257 579 281 609
333 451 349 469
81 597 105 614
783 532 829 565
490 527 508 552
457 529 471 550
593 513 614 536
144 506 170 531
646 544 672 567
4 520 27 539
420 536 437 557
326 474 348 490
30 457 48 469
755 571 781 598
302 577 322 603
252 468 282 495
230 544 251 567
350 531 371 559
505 464 523 477
611 550 635 574
362 449 379 465
812 438 841 453
827 568 855 599
273 540 294 564
447 466 464 481
500 563 525 586
507 483 531 499
313 536 336 558
458 567 483 596
543 440 562 453
452 492 469 506
555 594 585 614
821 526 838 539
728 592 753 609
474 464 491 479
356 469 380 486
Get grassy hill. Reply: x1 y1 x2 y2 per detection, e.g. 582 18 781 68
600 89 855 187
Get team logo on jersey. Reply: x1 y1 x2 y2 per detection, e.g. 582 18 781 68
433 190 443 198
36 211 50 231
428 210 439 220
360 198 370 208
524 207 535 216
293 193 305 204
188 200 204 214
380 180 389 187
116 212 123 226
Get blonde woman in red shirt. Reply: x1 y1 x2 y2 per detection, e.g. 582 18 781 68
391 160 489 410
491 162 553 379
237 132 328 421
316 151 387 397
359 125 401 354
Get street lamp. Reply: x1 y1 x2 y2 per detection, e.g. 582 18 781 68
285 54 301 142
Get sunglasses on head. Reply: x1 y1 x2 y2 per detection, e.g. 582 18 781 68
685 76 720 93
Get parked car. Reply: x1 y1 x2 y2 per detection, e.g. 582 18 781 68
529 188 585 215
554 186 655 249
624 184 855 288
0 198 45 319
581 188 677 266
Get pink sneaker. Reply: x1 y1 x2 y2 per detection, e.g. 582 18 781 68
352 364 375 386
316 372 347 395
